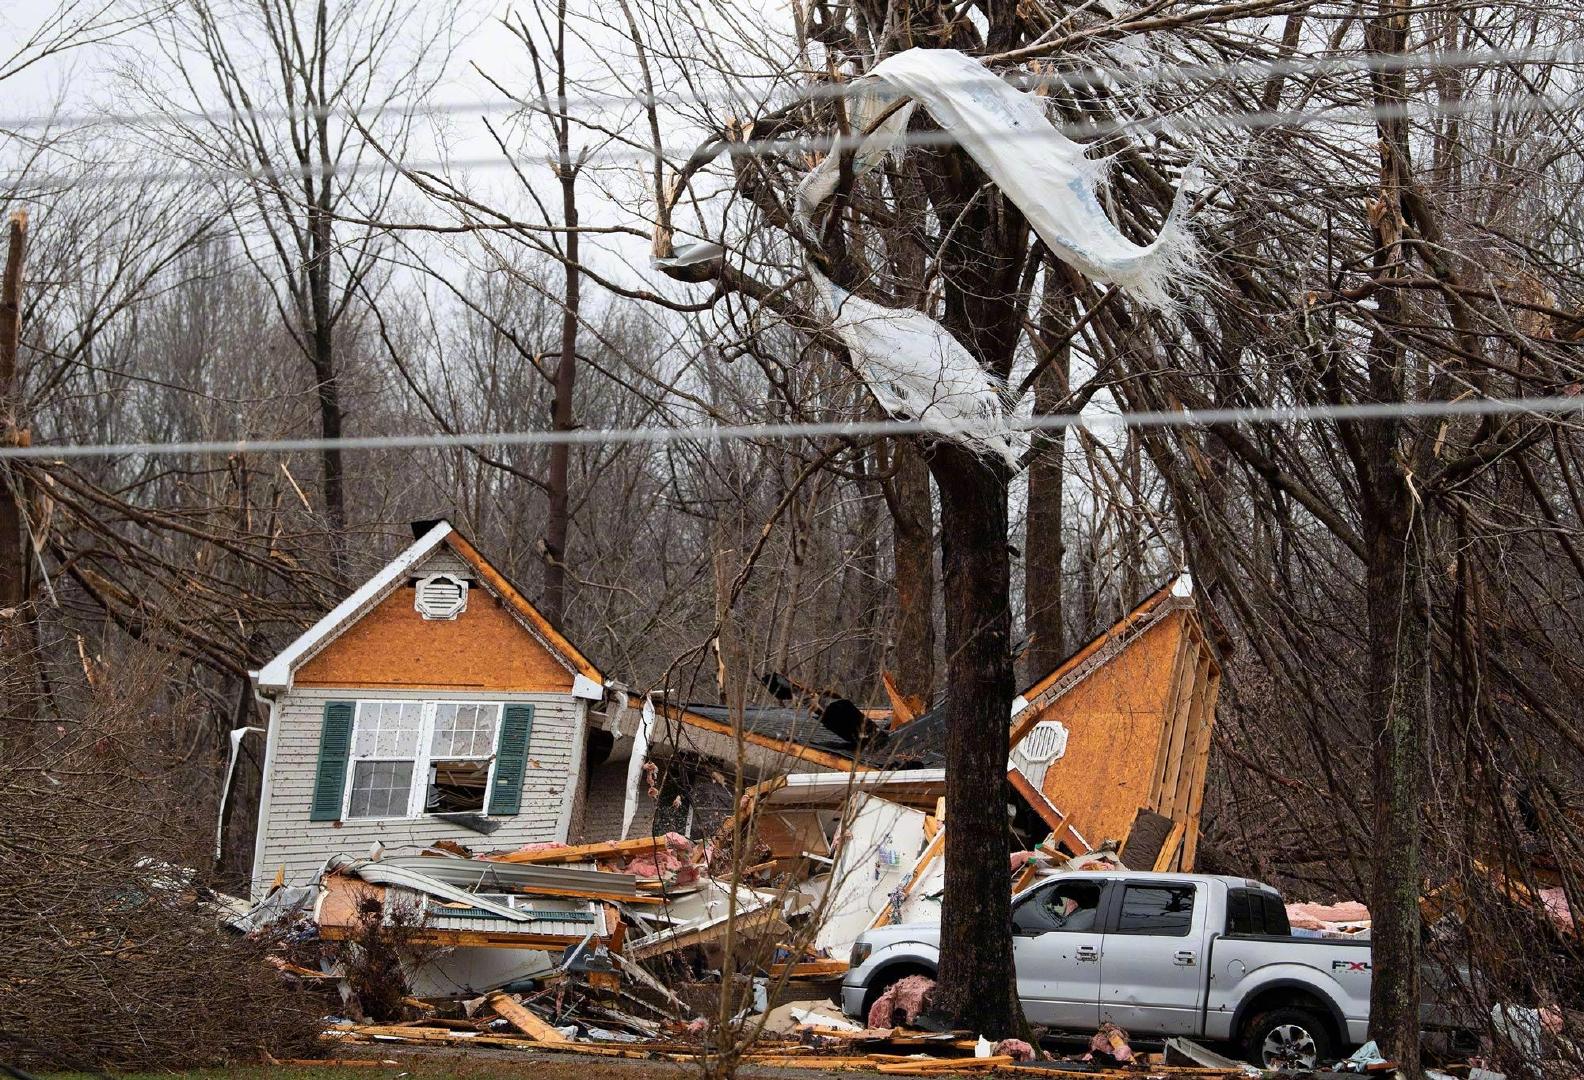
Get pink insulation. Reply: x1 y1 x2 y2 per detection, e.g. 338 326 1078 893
865 974 936 1029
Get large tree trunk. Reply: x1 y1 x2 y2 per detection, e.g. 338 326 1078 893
890 440 935 702
929 444 1021 1038
1360 3 1426 1068
1362 473 1426 1074
541 8 580 627
307 192 346 578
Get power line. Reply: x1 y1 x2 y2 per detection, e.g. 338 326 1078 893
2 42 1580 133
3 90 1578 191
5 393 1582 462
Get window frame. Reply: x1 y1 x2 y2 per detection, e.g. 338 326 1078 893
1108 881 1199 938
342 699 505 821
1011 879 1108 935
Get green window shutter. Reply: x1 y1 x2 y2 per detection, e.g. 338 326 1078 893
309 700 355 822
490 703 534 815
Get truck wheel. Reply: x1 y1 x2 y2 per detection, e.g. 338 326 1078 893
1243 1007 1336 1069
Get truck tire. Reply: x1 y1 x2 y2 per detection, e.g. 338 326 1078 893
1242 1007 1336 1069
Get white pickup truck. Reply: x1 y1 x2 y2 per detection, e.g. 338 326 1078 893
840 870 1376 1068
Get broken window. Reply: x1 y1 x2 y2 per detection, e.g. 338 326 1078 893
1013 880 1104 934
344 700 503 819
425 704 500 813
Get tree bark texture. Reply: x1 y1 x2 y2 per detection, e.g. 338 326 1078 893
1362 474 1426 1073
1360 3 1427 1068
307 109 346 577
0 212 27 613
928 444 1021 1037
890 440 936 703
542 32 579 626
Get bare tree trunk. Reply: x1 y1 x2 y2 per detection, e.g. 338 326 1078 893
1360 4 1426 1068
1362 468 1426 1073
0 211 27 613
536 0 580 626
1024 278 1072 679
890 440 935 702
543 166 578 625
930 445 1020 1037
0 211 36 745
712 513 751 705
308 24 346 579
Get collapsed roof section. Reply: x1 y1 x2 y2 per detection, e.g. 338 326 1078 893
653 575 1221 870
1008 574 1221 870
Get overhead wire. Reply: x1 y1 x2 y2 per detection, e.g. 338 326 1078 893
0 45 1579 462
5 394 1584 462
3 90 1580 191
1 41 1581 132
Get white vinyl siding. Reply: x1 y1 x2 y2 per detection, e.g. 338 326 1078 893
252 686 581 897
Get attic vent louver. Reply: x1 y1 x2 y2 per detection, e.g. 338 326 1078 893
415 573 468 620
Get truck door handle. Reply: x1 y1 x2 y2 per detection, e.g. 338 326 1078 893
1076 946 1100 962
1173 950 1197 966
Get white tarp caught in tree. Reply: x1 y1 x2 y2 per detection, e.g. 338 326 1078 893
810 269 1022 467
795 98 917 226
806 48 1200 311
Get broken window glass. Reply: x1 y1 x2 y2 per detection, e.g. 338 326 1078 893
345 700 502 819
348 760 415 818
426 759 491 813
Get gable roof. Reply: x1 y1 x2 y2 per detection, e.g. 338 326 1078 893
253 520 603 693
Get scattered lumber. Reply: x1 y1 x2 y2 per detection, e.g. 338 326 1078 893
487 991 572 1044
877 1056 1013 1073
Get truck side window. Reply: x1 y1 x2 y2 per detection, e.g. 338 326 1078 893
1115 883 1196 936
1226 888 1293 936
1012 880 1104 934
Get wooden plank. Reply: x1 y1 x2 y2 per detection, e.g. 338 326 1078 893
768 958 851 979
1006 768 1066 835
490 836 671 864
876 1056 1013 1073
1151 621 1200 816
1147 623 1197 806
1168 655 1216 823
487 992 572 1044
882 670 925 728
1153 821 1187 873
1179 666 1221 871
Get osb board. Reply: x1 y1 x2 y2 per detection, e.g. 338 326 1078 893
753 810 832 860
446 533 601 682
295 582 576 691
1025 610 1195 848
317 872 384 930
1018 580 1180 711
